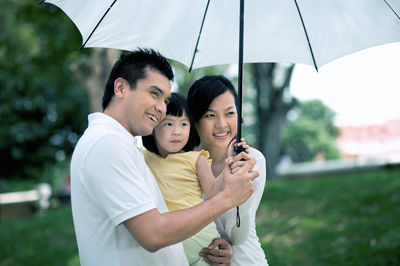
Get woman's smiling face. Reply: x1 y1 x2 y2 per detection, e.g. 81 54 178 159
197 91 237 150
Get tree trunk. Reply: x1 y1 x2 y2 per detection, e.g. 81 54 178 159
72 48 120 112
260 108 289 180
250 63 296 179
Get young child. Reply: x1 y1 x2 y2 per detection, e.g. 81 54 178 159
142 93 247 266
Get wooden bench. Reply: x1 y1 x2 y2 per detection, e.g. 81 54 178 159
0 183 52 220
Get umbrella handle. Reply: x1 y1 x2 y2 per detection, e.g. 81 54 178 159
233 145 245 154
236 206 240 227
233 144 244 228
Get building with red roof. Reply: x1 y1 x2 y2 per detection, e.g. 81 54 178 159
338 118 400 163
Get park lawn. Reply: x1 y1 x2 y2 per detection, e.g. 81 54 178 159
0 167 399 265
258 167 400 266
0 206 79 266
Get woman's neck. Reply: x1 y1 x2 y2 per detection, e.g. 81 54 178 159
199 144 227 177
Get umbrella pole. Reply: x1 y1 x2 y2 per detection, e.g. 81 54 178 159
234 0 245 228
236 0 244 145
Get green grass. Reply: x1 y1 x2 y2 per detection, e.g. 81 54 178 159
0 207 79 266
1 168 399 265
258 167 400 266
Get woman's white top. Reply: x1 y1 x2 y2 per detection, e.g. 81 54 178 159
214 147 268 266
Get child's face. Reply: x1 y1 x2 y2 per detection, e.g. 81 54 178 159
153 112 190 158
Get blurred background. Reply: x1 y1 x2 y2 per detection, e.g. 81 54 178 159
1 2 399 265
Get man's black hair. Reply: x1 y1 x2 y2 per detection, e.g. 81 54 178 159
102 48 174 110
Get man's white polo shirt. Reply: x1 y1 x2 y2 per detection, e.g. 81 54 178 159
70 113 188 266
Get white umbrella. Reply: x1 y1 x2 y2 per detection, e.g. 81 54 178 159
41 0 400 69
41 0 400 227
41 0 400 137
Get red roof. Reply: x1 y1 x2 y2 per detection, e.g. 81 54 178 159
338 118 400 144
338 118 400 157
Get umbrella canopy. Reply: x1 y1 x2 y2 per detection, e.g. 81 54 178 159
42 0 400 144
43 0 400 70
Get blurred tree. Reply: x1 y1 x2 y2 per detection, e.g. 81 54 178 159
249 63 296 179
73 48 120 112
0 2 90 180
282 99 341 162
172 62 228 95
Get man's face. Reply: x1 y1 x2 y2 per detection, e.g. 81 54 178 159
120 69 171 136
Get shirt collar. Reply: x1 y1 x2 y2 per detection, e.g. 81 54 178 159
88 112 137 145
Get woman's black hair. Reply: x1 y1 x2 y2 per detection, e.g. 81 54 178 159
186 75 239 147
142 92 198 154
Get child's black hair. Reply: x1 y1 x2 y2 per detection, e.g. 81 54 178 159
142 92 198 155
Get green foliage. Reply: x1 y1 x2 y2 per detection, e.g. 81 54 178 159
282 100 340 162
0 2 90 180
258 168 400 265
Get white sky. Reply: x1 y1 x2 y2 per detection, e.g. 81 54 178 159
290 42 400 127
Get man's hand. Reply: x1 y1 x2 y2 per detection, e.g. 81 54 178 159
221 156 258 207
230 151 253 174
199 238 232 266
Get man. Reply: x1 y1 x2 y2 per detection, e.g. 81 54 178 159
70 48 258 265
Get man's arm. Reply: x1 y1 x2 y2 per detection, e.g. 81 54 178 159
124 157 258 252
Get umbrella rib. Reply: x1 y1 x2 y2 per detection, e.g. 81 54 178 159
293 0 318 71
384 0 400 21
188 0 211 72
80 0 118 50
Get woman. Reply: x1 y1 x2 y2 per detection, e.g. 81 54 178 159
187 75 268 265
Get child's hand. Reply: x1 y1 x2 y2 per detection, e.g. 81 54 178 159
228 138 250 158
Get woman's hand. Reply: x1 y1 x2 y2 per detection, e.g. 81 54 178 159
228 138 252 174
199 238 233 266
228 138 250 158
